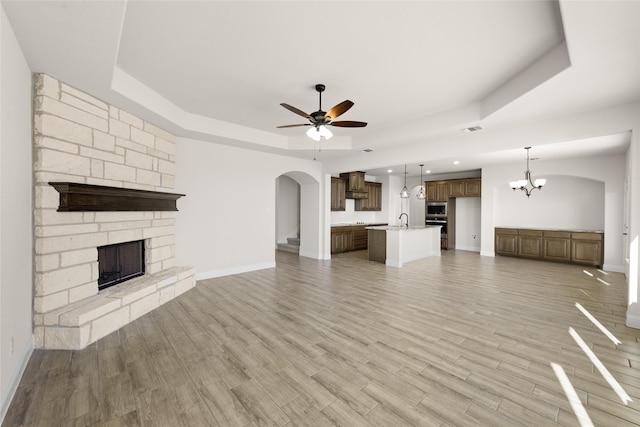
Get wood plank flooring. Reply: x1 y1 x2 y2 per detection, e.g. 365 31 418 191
4 250 640 426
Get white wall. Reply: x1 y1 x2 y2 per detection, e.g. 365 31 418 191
0 6 33 420
275 175 299 244
175 137 324 279
625 114 640 328
493 175 604 230
456 197 481 251
481 153 625 271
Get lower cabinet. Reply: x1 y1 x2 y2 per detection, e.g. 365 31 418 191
517 229 542 258
495 228 517 256
495 228 603 267
331 229 353 254
331 224 387 254
543 231 571 263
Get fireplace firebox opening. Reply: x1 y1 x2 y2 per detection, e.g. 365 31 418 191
97 240 145 291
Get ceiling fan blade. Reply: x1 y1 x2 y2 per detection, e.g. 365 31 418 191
276 124 310 128
280 103 312 120
329 120 368 128
324 100 354 120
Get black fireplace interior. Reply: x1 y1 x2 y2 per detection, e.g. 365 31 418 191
98 240 145 291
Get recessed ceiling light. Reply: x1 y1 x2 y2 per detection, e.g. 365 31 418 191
462 125 483 133
426 170 431 174
453 160 460 165
387 169 393 173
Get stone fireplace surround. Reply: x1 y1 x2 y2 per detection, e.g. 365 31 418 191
33 74 195 350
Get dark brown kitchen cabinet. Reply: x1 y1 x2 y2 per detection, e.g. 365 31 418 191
448 178 481 197
495 228 603 267
517 229 543 258
571 232 604 266
352 225 368 250
426 181 449 202
331 227 353 253
330 177 346 211
355 181 382 211
495 228 518 256
543 231 571 263
340 171 368 199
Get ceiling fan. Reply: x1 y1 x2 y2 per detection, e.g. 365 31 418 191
277 84 367 139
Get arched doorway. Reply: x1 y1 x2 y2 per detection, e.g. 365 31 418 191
275 171 322 259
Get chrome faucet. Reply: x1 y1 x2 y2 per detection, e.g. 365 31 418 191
399 213 409 228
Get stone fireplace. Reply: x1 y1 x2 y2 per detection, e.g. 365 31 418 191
33 74 195 349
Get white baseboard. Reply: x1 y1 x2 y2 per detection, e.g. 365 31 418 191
626 312 640 330
455 245 481 252
1 338 33 424
195 261 276 281
480 251 495 257
602 264 624 273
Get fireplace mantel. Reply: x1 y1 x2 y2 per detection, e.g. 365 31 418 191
49 182 185 212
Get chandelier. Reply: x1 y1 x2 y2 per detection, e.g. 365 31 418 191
509 147 546 197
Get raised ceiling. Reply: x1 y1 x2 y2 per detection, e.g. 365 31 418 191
3 0 639 177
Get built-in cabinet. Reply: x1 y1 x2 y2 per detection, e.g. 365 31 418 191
355 181 382 211
331 175 382 212
448 178 481 198
331 227 353 253
425 177 481 250
427 178 481 201
330 177 347 211
340 171 368 199
426 181 449 202
331 224 387 254
495 227 604 267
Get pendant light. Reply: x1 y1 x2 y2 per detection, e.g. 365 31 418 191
400 164 410 198
416 164 426 200
509 147 546 198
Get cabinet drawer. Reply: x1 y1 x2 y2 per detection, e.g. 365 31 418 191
543 231 571 239
495 228 518 235
571 232 603 241
518 229 543 237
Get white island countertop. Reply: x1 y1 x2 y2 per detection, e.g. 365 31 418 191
366 225 441 267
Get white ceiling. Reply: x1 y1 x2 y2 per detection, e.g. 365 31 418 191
3 0 639 178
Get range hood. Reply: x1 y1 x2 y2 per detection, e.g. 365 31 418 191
340 172 368 199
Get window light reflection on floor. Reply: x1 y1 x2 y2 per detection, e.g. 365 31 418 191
575 302 621 345
569 327 632 405
583 270 594 277
597 277 611 286
597 269 609 275
551 362 594 427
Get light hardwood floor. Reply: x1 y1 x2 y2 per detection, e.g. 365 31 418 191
4 250 640 426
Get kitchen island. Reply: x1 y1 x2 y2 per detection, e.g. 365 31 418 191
366 225 441 267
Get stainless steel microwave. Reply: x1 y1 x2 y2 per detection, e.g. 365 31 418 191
426 202 447 217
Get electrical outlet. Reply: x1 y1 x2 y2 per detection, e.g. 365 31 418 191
10 336 14 355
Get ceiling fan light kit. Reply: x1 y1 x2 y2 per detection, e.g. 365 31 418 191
278 84 367 141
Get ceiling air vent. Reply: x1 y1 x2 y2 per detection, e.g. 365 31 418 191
462 125 483 133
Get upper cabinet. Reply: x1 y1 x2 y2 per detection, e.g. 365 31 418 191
426 181 449 202
330 177 346 211
340 172 368 199
448 178 481 198
427 178 481 201
355 181 382 211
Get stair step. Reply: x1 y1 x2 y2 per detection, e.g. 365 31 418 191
277 243 300 254
287 237 300 246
